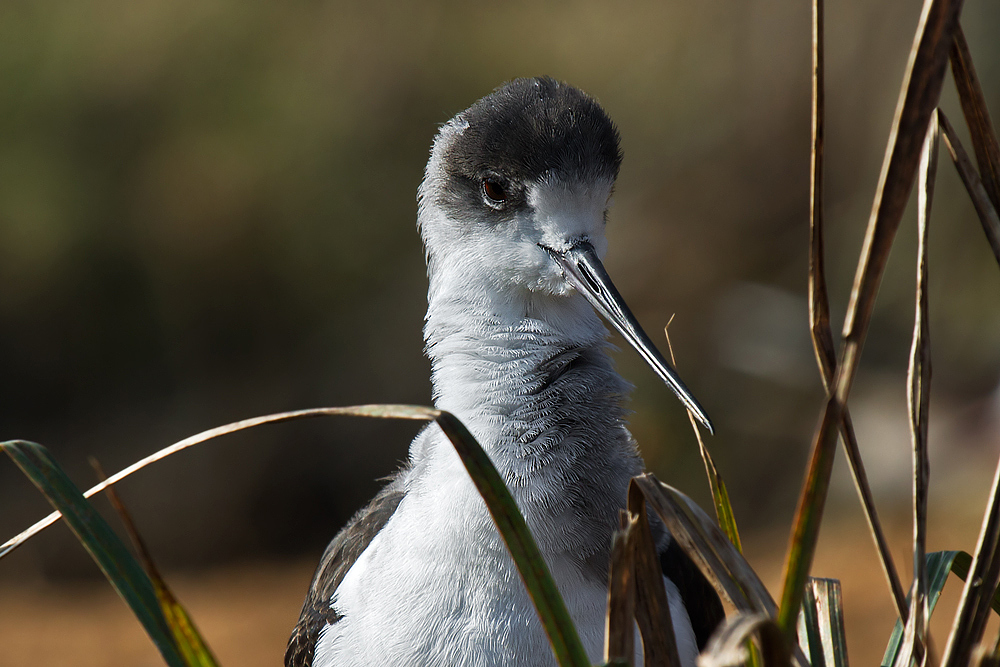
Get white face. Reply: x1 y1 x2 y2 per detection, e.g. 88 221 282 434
418 129 615 300
526 177 613 293
424 178 613 298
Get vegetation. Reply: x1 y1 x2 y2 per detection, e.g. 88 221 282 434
4 0 1000 665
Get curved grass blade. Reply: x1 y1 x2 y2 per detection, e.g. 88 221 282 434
92 459 220 667
701 614 790 667
3 405 589 667
431 409 592 667
1 407 394 560
630 474 810 667
632 474 774 618
1 440 185 667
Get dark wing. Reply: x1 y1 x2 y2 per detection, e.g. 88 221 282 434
284 472 408 667
659 537 725 651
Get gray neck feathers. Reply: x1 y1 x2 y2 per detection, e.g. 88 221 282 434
423 275 643 514
416 265 647 573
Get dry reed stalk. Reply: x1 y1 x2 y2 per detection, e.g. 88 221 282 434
950 25 1000 211
605 512 638 665
941 458 1000 666
937 110 1000 265
778 0 965 637
893 114 939 667
805 0 906 623
628 483 681 667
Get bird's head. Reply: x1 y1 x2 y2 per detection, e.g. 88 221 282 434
418 77 713 432
418 77 619 298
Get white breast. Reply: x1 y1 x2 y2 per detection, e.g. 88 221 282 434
313 443 607 667
312 432 698 667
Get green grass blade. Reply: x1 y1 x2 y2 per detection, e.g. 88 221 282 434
664 328 753 667
292 406 592 667
158 594 220 667
882 551 958 666
805 578 848 667
797 583 825 667
880 550 1000 667
710 474 743 555
93 459 220 667
433 410 592 667
663 324 744 555
946 551 1000 615
2 440 186 667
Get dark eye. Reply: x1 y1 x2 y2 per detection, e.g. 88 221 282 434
482 178 507 204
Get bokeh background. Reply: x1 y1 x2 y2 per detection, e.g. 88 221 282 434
2 0 1000 664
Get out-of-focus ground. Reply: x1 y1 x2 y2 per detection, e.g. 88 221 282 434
0 499 996 667
3 0 1000 663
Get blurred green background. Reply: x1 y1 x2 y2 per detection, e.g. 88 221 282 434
1 0 1000 661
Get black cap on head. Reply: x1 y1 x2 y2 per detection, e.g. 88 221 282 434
433 78 622 220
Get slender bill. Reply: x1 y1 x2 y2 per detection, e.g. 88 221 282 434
545 241 714 434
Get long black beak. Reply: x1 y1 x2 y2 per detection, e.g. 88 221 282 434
545 241 714 434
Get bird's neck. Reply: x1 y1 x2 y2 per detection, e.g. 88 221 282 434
418 273 644 571
423 274 635 465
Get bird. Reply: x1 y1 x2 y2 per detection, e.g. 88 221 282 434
285 76 723 667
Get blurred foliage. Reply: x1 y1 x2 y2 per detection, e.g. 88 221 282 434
1 0 999 576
